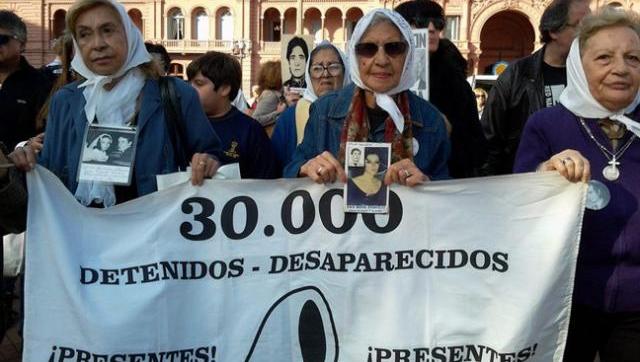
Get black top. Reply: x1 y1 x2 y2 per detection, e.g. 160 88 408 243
209 107 281 179
430 39 488 178
0 57 53 149
541 61 567 108
366 106 388 142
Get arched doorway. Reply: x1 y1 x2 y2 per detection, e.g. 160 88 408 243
52 10 66 39
325 8 343 43
262 8 281 42
479 11 535 74
345 8 364 41
303 8 322 43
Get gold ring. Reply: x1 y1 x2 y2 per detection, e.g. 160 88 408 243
199 160 206 166
402 169 411 178
317 167 324 174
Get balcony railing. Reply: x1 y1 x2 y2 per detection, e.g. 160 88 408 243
156 39 235 53
260 40 347 53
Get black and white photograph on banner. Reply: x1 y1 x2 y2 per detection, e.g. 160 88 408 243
78 124 137 185
280 34 314 93
411 29 429 100
344 142 391 214
348 146 364 168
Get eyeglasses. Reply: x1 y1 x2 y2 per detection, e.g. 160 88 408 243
309 63 343 78
563 21 579 30
0 34 17 46
414 17 446 31
354 41 408 58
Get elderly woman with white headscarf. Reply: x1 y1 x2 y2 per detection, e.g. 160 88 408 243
10 0 221 207
271 41 351 168
514 8 640 361
283 9 450 185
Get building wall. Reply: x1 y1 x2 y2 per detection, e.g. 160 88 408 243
2 0 637 93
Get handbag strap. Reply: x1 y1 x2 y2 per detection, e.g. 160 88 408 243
158 76 188 170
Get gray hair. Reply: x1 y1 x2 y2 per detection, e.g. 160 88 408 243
539 0 582 43
578 7 640 55
0 10 27 44
309 43 344 68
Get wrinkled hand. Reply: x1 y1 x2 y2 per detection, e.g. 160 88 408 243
190 153 220 186
384 158 429 187
284 87 302 106
538 149 590 183
8 144 38 172
300 151 347 184
27 133 45 153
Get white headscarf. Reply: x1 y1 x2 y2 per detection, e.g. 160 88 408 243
347 8 417 133
71 0 151 207
559 38 640 137
71 0 151 126
302 41 351 102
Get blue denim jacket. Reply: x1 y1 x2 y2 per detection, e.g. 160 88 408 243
38 78 221 197
283 84 450 179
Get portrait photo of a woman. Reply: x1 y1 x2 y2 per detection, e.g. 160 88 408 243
83 133 113 163
346 146 389 211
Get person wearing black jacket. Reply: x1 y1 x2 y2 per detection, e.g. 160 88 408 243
479 0 590 175
0 143 26 343
396 0 488 178
0 10 52 151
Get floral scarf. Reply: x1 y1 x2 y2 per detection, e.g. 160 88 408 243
338 88 414 166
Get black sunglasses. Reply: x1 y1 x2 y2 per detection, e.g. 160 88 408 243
414 17 446 31
0 34 17 46
354 41 408 58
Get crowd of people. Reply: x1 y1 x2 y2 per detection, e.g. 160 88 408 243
0 0 639 360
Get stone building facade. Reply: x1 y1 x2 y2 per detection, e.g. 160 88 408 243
1 0 635 92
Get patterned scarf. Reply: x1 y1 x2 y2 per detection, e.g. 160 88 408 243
338 88 414 166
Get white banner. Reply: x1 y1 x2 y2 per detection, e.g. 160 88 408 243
24 166 586 362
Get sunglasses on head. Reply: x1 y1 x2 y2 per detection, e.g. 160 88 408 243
0 34 17 46
354 41 408 58
415 17 446 31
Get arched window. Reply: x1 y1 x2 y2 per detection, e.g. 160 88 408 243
168 8 185 40
193 9 209 40
217 8 233 41
128 9 143 32
170 63 184 79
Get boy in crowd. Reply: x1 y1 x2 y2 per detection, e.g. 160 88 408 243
188 52 280 179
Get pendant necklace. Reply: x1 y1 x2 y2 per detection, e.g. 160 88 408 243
579 118 636 181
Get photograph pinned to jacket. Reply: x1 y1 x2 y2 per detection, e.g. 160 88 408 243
280 34 315 94
77 124 137 185
410 28 429 101
345 142 391 214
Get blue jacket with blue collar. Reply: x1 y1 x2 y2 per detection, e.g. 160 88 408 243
283 84 450 180
38 77 221 198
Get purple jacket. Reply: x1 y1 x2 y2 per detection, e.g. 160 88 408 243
514 104 640 313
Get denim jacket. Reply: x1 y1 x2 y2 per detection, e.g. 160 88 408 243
38 78 221 197
283 84 450 180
